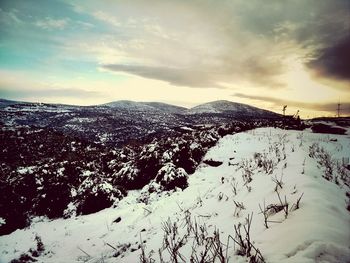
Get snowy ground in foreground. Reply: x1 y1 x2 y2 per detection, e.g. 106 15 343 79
1 127 350 263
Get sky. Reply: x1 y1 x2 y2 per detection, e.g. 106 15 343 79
0 0 349 118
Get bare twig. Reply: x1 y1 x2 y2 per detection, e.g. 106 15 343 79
258 201 269 229
77 246 91 258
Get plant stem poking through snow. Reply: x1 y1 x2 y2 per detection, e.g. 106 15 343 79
140 233 155 263
290 193 304 211
233 200 246 218
272 174 284 191
230 213 265 263
259 201 269 229
275 189 289 219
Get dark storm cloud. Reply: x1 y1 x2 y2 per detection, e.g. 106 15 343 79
1 0 349 100
95 0 350 89
287 0 350 86
307 35 350 82
102 64 224 88
233 93 350 115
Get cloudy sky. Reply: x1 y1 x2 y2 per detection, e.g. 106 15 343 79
0 0 349 117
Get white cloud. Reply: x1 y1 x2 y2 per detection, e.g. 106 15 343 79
0 8 22 25
66 0 349 91
2 0 346 117
35 17 69 30
65 1 299 89
92 11 121 27
0 69 230 107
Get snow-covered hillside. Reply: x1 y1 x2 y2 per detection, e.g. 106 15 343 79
103 101 187 114
1 127 349 263
0 99 282 147
142 102 187 114
188 100 279 118
103 101 158 112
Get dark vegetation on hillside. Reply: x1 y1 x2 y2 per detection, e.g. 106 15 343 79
0 118 301 236
0 99 308 236
311 123 347 135
310 117 350 128
0 99 281 147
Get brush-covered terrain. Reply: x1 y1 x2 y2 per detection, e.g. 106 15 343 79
0 99 286 237
1 124 349 263
0 99 280 147
0 99 349 262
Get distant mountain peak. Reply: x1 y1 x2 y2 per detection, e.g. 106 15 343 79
103 100 187 113
189 100 279 117
1 97 280 118
103 100 156 111
142 102 187 113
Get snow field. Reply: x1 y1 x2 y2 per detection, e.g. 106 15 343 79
1 127 349 263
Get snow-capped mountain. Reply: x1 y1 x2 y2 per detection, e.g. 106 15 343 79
189 100 279 118
104 100 187 114
142 102 187 114
103 100 158 112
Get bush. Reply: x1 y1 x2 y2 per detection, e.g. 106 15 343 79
311 123 346 135
113 162 142 189
75 178 125 215
136 148 162 186
173 145 197 174
34 180 71 219
0 173 36 235
155 163 188 190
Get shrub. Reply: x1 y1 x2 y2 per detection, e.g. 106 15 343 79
113 162 142 189
155 163 188 191
311 123 346 135
33 179 71 219
309 143 334 181
75 178 125 215
136 148 162 186
173 145 197 174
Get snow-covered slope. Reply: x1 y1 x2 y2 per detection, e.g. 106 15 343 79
103 100 186 114
103 100 157 112
0 99 22 108
1 127 349 263
142 102 187 114
189 100 280 118
1 98 284 146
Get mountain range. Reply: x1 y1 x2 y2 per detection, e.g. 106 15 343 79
0 98 281 146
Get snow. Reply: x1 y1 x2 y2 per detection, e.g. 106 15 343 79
99 133 110 143
68 117 96 123
189 100 257 114
189 100 227 114
3 104 72 113
17 166 36 175
156 162 188 184
82 170 94 177
1 127 349 263
57 167 65 176
104 100 158 112
104 100 187 114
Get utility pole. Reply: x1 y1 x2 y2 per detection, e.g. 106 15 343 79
337 101 341 118
283 105 287 116
294 110 299 118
